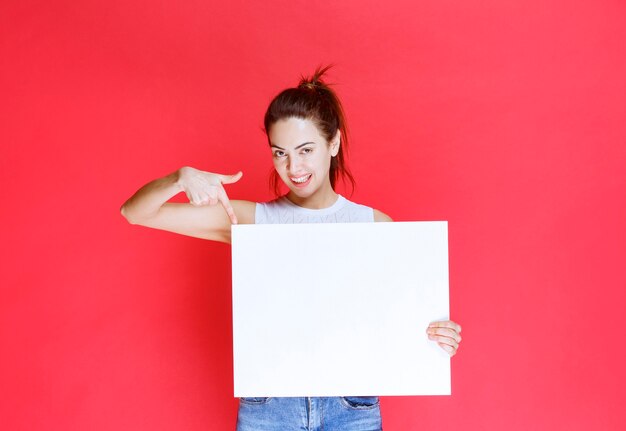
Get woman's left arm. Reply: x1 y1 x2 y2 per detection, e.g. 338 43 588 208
373 209 463 357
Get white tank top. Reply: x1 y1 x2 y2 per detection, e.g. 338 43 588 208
255 195 374 224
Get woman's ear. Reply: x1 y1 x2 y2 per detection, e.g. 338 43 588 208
330 130 341 157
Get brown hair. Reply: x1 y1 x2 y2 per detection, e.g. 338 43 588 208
264 65 356 195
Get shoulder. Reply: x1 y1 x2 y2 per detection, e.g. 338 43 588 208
341 196 392 222
373 208 393 222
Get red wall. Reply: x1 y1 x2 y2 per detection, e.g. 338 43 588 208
1 1 625 429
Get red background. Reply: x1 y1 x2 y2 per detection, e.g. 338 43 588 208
1 1 625 429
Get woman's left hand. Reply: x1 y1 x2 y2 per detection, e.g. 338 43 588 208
426 320 462 357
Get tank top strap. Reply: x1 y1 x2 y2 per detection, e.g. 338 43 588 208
255 195 374 224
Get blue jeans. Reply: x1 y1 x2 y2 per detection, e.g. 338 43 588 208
236 396 382 431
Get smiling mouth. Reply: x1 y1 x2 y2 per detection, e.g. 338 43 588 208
290 174 311 184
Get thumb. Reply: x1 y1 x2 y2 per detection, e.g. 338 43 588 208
219 171 243 185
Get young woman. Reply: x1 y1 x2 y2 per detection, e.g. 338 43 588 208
121 66 462 431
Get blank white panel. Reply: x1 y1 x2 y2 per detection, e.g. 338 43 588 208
232 221 450 397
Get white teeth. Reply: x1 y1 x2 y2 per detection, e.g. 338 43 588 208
291 174 311 183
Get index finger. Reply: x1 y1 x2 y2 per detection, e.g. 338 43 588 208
428 320 462 333
218 187 238 224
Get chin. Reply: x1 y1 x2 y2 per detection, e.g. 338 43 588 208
289 188 314 198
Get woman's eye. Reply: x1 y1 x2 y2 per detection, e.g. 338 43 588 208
274 151 285 158
302 148 313 154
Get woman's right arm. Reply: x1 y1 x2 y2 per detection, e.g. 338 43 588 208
120 167 255 244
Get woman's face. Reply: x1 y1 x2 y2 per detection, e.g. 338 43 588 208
268 117 340 202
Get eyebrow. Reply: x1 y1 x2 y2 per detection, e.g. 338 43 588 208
270 142 316 150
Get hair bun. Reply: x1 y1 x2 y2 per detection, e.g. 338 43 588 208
298 65 333 90
298 81 318 90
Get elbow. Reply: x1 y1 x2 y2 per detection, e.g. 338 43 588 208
120 203 139 225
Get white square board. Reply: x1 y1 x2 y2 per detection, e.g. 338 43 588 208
231 221 450 397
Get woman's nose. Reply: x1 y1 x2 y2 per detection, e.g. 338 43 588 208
287 156 302 173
